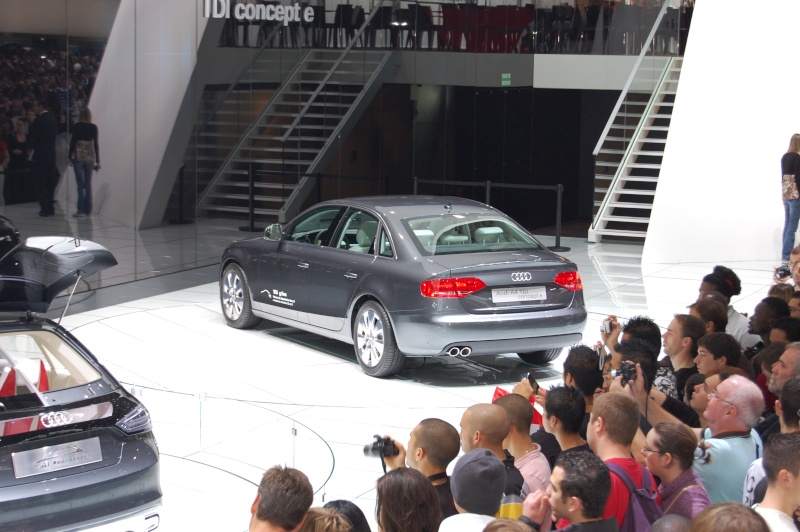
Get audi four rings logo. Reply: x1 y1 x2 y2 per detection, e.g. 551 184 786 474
511 272 532 282
40 411 74 428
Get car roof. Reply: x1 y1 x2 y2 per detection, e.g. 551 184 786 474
319 195 499 217
0 236 117 313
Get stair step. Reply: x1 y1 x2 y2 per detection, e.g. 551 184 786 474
620 176 658 183
631 150 664 156
255 135 327 142
599 149 626 155
625 163 662 169
200 205 283 215
215 181 300 190
612 189 655 196
593 228 647 238
603 215 650 223
205 193 288 202
608 201 653 209
641 126 670 131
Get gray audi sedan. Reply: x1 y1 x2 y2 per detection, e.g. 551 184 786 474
0 218 161 531
220 196 587 377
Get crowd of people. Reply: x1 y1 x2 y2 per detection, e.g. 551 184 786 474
245 258 800 532
0 42 101 210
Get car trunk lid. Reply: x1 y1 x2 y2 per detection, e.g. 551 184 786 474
426 251 579 313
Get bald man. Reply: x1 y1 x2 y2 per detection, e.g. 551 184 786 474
459 403 527 519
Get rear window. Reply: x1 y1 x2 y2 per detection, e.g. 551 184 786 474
403 214 542 256
0 330 102 402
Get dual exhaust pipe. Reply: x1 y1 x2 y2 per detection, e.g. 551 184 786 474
447 346 472 357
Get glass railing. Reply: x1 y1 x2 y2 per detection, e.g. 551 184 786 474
211 0 692 56
126 383 336 494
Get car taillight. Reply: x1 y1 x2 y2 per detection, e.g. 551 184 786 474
554 271 583 291
420 277 486 298
116 404 152 434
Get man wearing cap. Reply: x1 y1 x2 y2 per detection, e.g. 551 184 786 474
438 448 506 531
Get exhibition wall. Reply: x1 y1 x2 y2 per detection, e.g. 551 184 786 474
643 0 800 264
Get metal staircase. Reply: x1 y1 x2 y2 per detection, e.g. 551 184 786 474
197 45 394 223
588 0 682 243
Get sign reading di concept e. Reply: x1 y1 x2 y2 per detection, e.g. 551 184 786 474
204 0 315 26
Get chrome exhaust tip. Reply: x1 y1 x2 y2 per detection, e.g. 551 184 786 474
459 347 472 357
447 347 461 357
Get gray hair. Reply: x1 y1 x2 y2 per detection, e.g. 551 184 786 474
724 377 765 428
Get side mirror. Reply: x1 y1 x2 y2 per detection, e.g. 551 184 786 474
265 223 283 240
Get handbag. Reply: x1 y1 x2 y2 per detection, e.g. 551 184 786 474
782 174 799 200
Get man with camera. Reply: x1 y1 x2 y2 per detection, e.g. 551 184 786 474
380 418 461 519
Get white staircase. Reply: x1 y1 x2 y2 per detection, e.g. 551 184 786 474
588 57 682 242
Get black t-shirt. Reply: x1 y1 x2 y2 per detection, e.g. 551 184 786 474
433 477 458 519
673 365 699 403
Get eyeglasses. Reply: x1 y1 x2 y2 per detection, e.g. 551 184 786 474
707 388 736 407
641 446 666 454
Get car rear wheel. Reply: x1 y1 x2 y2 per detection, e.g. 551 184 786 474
517 348 562 365
353 301 405 378
221 263 261 329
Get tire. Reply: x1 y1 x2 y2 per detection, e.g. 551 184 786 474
220 263 261 329
353 301 405 378
517 348 563 365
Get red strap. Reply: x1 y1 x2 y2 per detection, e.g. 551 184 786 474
38 360 49 392
0 368 16 397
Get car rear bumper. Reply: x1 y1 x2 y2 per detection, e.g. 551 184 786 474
0 435 161 532
392 306 587 356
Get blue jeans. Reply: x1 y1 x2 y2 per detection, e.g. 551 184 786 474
73 161 94 215
782 199 800 260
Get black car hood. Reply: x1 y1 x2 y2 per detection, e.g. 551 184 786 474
0 237 117 312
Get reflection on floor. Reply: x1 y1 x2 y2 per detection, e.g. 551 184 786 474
9 207 777 531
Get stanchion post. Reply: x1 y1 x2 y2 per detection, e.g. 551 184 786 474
548 183 571 252
239 164 263 232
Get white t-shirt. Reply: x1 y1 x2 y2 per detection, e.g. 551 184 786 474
752 505 797 532
438 513 495 532
743 458 766 506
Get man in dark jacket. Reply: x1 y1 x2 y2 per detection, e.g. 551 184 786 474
28 100 58 216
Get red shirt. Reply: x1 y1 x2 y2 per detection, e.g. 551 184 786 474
602 457 661 529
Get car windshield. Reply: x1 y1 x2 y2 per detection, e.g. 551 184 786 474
403 214 542 255
0 329 102 410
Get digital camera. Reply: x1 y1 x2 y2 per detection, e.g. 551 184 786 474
776 264 792 279
610 360 636 387
602 318 613 335
363 435 399 458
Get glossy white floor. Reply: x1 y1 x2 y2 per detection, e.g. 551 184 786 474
0 198 780 531
44 231 780 532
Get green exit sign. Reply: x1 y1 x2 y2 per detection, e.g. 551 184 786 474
501 73 511 86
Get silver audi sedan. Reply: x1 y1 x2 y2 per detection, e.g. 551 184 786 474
219 196 587 377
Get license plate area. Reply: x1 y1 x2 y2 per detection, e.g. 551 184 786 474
491 286 546 303
12 437 103 479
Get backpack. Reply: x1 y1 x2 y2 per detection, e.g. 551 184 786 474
606 462 664 532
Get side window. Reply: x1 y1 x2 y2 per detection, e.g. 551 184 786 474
378 230 393 258
286 206 343 245
333 210 379 254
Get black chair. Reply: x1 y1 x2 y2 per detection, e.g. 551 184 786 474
331 4 362 47
301 4 328 48
405 4 436 49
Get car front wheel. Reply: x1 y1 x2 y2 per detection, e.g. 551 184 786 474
221 263 261 329
517 348 562 365
353 301 405 378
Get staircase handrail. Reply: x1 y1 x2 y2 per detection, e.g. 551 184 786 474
280 0 387 143
590 56 677 232
592 1 672 158
196 48 313 206
202 22 291 129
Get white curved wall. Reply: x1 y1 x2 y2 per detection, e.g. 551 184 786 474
89 0 206 227
643 0 800 264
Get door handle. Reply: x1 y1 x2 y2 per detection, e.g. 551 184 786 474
344 272 358 280
297 262 309 269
